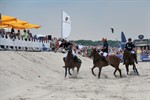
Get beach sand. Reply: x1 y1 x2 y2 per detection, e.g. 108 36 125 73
0 51 150 100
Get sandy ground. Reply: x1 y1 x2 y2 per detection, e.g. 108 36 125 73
0 51 150 100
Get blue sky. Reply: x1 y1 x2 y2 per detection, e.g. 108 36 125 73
0 0 149 41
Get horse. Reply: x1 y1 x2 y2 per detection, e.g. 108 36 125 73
123 50 139 75
64 50 82 77
89 48 122 78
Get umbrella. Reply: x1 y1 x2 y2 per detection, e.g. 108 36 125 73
2 19 28 25
1 19 29 29
23 23 41 29
1 15 17 22
0 15 41 29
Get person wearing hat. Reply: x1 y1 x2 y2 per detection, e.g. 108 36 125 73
100 38 109 63
124 38 138 64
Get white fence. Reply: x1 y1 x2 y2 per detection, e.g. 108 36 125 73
0 36 51 51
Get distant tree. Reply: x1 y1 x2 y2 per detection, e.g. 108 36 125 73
71 40 121 47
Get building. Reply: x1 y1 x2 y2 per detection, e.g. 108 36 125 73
133 39 150 50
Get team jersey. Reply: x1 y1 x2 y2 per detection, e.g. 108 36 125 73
125 42 135 51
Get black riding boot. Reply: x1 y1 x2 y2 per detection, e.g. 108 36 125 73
63 57 66 62
123 59 125 65
74 56 78 62
63 57 66 68
134 54 138 64
101 56 108 63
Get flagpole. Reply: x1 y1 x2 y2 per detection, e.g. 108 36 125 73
61 10 63 39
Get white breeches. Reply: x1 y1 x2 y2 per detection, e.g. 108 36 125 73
103 52 108 57
131 50 135 54
64 50 77 58
99 51 108 57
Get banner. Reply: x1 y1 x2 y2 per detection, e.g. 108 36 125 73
62 11 71 39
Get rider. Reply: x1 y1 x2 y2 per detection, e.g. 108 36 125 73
100 38 109 63
55 39 79 63
124 38 138 64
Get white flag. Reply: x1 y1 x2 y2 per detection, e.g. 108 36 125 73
62 11 71 39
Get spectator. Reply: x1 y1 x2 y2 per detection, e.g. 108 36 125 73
15 30 21 40
0 29 6 38
22 30 28 41
10 27 15 39
27 30 33 41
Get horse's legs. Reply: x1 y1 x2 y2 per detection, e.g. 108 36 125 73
125 64 129 75
98 67 102 79
118 68 122 78
133 64 139 75
77 67 80 74
91 66 96 76
133 65 136 73
65 67 67 77
113 69 117 77
68 67 72 75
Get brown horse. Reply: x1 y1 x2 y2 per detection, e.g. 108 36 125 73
64 50 82 77
123 50 139 75
90 48 122 78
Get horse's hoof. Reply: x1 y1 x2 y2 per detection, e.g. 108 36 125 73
69 73 72 76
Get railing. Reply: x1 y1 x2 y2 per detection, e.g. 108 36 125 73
0 36 51 51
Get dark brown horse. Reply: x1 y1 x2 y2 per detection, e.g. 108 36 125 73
123 50 139 75
64 50 82 77
90 48 122 78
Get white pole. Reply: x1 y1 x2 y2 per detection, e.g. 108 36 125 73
61 10 63 39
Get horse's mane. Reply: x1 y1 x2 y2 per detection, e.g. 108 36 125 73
124 50 132 59
91 49 101 62
123 50 134 63
67 50 74 61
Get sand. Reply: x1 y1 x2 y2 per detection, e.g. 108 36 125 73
0 51 150 100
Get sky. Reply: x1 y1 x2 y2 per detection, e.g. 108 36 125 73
0 0 150 41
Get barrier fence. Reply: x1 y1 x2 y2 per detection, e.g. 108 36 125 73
0 36 51 51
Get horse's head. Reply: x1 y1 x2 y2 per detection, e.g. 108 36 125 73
89 48 97 58
124 50 131 58
123 49 135 64
67 49 74 60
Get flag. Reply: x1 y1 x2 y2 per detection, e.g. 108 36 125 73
121 31 127 49
62 11 71 39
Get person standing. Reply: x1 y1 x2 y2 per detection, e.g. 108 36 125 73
22 30 28 41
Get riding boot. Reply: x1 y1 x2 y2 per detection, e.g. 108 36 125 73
101 56 108 63
63 57 66 68
63 57 66 62
123 59 125 65
74 56 78 63
134 54 138 64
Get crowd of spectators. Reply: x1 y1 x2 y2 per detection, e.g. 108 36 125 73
0 28 149 58
0 28 33 41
